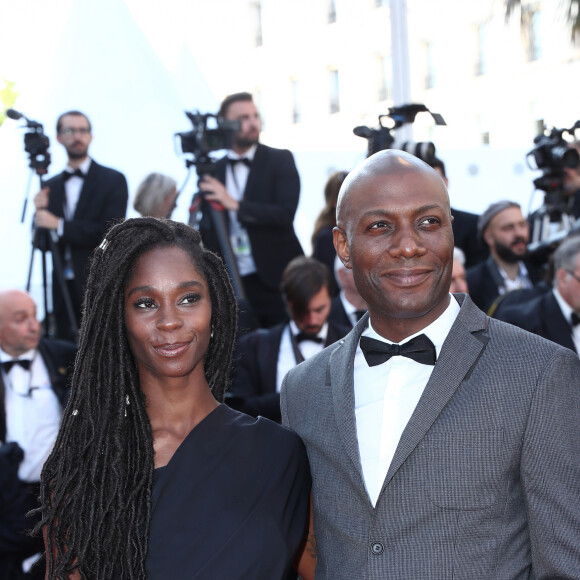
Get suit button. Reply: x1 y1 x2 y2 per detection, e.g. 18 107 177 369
371 542 384 555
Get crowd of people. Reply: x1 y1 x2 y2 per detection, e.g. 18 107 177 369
1 91 580 579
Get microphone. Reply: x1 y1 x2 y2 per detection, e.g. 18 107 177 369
6 109 43 129
353 125 374 138
6 108 23 120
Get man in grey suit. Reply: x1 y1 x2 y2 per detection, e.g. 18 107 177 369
281 150 580 579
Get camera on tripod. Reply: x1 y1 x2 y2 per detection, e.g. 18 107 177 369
176 111 241 172
527 121 580 257
353 103 446 159
7 108 51 175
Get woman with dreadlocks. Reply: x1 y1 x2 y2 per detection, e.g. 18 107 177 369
37 218 312 579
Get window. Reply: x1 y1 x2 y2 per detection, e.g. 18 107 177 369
328 0 337 23
475 22 489 76
251 1 263 47
525 10 543 61
377 55 391 101
424 42 436 88
329 69 340 114
291 79 301 124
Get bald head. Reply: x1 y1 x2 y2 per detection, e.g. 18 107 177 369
337 150 450 232
0 289 41 357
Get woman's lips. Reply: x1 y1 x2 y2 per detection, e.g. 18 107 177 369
154 342 190 357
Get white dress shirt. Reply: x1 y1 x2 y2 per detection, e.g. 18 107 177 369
354 296 460 506
57 156 92 234
277 320 328 392
225 144 258 276
1 347 61 482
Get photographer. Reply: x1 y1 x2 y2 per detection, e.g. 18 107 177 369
197 92 304 328
33 111 128 341
564 140 580 218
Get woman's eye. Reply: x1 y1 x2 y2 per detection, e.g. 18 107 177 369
135 298 156 309
181 293 200 305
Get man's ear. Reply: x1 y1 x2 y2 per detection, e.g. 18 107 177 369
333 226 352 269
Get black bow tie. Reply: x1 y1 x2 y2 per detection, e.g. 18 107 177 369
2 359 32 373
62 168 85 182
360 334 436 366
572 313 580 327
227 157 252 168
295 332 323 344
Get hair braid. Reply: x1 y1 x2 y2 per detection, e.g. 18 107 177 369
36 217 238 579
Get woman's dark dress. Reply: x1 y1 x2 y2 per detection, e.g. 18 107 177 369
147 404 311 579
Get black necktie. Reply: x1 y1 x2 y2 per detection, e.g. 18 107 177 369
360 334 436 366
2 359 32 373
62 168 85 182
227 157 252 168
295 332 323 344
572 313 580 327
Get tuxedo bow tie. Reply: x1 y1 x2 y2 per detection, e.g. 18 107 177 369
62 168 85 182
227 157 252 168
2 359 32 373
360 334 436 366
295 332 323 344
572 312 580 327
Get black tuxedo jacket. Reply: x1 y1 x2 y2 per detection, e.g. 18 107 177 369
329 295 358 329
451 207 489 268
227 320 350 422
466 255 544 315
495 290 577 353
0 337 76 557
43 159 128 294
199 143 304 290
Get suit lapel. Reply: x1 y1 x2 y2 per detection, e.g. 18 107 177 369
73 161 98 219
329 317 367 481
543 293 577 353
382 295 488 487
242 144 265 200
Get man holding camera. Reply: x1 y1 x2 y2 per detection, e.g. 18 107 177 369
197 92 304 327
33 111 128 341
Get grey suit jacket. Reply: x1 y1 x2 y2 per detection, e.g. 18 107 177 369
281 294 580 579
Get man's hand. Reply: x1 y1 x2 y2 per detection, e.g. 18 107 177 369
199 175 240 211
35 209 60 230
33 187 50 210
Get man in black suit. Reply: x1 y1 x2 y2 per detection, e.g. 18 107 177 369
329 256 367 328
33 110 128 340
227 257 350 422
0 289 76 579
466 200 544 315
198 92 304 327
496 234 580 354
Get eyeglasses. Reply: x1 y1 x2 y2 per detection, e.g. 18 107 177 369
566 270 580 283
60 127 91 136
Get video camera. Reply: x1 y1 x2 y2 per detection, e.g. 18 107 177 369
6 109 51 175
176 111 241 174
353 103 446 159
526 122 580 206
526 121 580 262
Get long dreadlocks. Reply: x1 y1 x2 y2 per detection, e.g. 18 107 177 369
36 217 238 579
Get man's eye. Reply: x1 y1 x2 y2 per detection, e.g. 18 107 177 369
369 221 389 229
420 217 440 226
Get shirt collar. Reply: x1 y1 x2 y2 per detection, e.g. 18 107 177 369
553 287 574 321
228 144 257 162
0 346 36 363
289 320 328 341
65 157 92 175
364 294 461 358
